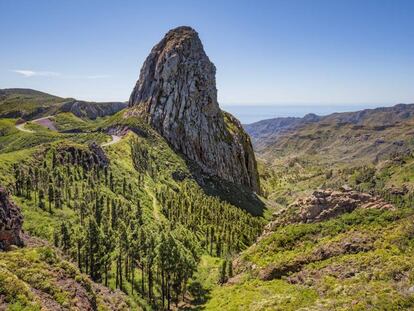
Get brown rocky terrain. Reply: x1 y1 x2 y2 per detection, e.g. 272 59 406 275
263 187 394 235
0 187 23 250
128 26 260 193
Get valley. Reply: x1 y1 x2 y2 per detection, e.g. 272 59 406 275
1 26 414 311
206 103 414 310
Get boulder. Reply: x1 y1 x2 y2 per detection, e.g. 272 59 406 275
0 187 24 250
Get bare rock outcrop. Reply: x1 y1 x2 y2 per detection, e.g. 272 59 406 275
128 26 260 193
60 100 127 120
264 187 393 235
88 142 109 168
0 187 24 250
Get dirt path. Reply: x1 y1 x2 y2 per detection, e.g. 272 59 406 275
101 135 122 147
15 122 34 133
144 184 168 224
146 185 161 221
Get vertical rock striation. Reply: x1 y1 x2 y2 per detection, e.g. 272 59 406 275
0 187 24 250
129 26 260 193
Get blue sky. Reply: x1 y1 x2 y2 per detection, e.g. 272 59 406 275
1 0 413 105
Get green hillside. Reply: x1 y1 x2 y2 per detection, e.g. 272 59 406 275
0 88 126 120
206 106 414 310
0 108 265 310
0 88 66 119
2 90 414 310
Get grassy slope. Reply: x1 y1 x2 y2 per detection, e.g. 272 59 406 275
0 245 134 310
206 110 414 310
0 88 67 118
208 206 414 310
0 110 264 310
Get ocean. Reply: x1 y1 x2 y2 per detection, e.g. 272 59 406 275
221 103 394 124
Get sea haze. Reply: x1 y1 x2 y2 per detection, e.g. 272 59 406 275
222 103 394 124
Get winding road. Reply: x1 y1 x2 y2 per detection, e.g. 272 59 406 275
15 117 123 147
15 122 34 133
15 116 55 133
101 135 122 147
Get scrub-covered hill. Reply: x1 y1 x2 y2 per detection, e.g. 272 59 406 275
0 88 127 120
207 104 414 310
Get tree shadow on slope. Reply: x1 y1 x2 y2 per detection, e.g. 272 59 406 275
177 281 211 310
174 158 266 217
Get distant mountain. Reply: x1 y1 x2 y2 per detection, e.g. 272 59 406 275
245 103 414 163
0 88 127 120
244 113 321 149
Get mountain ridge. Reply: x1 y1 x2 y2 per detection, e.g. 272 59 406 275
0 88 127 120
245 103 414 151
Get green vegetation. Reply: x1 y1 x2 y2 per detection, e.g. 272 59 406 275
206 107 414 310
2 91 414 310
0 246 132 310
53 112 91 132
0 110 264 310
207 182 414 310
0 88 67 119
206 278 317 311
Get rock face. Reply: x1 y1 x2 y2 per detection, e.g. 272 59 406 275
263 187 393 235
0 187 24 250
129 26 260 192
60 100 127 120
88 142 110 168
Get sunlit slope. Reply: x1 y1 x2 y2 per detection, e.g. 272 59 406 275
0 111 266 310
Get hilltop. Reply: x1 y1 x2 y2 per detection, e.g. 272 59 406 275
0 88 127 120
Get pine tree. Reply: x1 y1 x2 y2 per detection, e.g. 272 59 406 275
219 260 227 284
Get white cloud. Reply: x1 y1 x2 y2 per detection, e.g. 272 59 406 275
12 70 61 77
11 70 110 79
85 74 111 79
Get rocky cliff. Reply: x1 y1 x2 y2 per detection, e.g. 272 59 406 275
60 100 127 119
128 26 260 193
0 187 24 250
